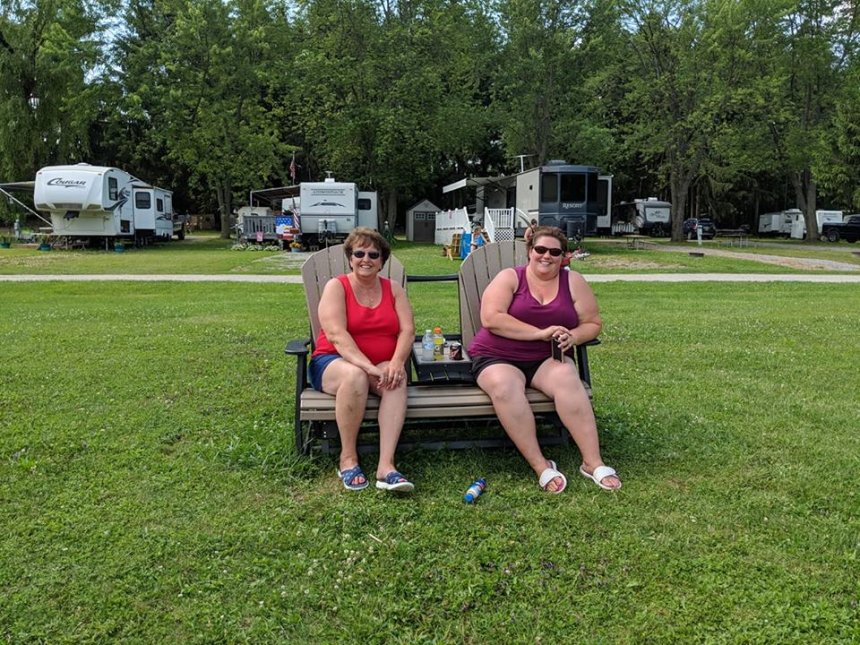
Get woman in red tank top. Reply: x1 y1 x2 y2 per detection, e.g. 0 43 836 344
310 228 416 493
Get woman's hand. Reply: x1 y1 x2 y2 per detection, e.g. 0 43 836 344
368 363 406 390
552 329 577 352
535 325 570 343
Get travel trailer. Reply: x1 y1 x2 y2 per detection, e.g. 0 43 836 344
758 211 791 236
815 210 843 236
299 178 378 247
34 164 180 243
244 178 378 248
611 198 672 236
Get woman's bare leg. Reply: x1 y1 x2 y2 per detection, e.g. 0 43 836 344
477 363 564 491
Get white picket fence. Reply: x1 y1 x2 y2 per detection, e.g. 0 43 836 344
484 207 515 242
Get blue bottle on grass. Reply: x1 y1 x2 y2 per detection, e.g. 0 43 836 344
464 478 487 503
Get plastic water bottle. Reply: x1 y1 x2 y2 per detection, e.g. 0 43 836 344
433 326 445 361
421 329 434 361
464 478 486 503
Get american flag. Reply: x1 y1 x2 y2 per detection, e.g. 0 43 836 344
289 153 297 183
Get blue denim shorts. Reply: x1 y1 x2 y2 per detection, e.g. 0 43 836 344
308 354 342 391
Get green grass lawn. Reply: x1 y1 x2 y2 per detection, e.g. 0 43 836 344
3 233 859 276
1 280 857 642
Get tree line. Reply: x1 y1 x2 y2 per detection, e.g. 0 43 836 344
2 0 858 241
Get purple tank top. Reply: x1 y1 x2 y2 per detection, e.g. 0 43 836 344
468 266 579 361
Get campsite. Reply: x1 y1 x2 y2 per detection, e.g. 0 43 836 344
1 237 858 642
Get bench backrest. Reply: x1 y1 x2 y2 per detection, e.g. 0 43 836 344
458 240 528 349
300 244 406 341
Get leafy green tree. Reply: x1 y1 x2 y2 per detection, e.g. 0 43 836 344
0 0 104 180
290 0 499 227
113 0 292 237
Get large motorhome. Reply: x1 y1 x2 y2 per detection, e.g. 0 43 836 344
443 160 610 239
34 164 181 243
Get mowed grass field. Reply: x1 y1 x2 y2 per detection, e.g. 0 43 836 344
1 256 858 642
2 231 859 275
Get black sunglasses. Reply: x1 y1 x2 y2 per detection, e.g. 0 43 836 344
352 250 381 259
532 245 563 257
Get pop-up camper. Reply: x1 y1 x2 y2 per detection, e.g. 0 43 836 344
34 164 177 243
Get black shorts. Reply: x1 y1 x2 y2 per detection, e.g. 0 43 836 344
471 356 548 388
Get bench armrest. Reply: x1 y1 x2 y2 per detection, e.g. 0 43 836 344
285 338 311 454
576 339 599 391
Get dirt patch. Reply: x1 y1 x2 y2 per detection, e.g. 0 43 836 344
583 258 686 270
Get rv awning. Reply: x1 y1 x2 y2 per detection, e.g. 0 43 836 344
442 175 516 194
0 181 36 192
249 184 300 206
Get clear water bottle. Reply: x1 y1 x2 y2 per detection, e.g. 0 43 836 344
421 329 434 361
433 326 445 361
464 478 486 503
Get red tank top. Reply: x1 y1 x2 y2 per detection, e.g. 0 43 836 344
312 274 400 364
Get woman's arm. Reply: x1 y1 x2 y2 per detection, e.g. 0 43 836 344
567 271 602 346
386 281 415 373
479 268 564 342
316 278 377 373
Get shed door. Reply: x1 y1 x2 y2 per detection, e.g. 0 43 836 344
413 211 436 242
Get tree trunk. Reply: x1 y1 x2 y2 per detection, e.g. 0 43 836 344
215 178 233 240
669 166 693 242
791 169 817 243
384 189 398 232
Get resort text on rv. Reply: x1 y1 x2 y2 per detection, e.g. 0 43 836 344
34 164 185 244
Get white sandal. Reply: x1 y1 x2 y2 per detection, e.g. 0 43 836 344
579 464 621 491
538 460 567 493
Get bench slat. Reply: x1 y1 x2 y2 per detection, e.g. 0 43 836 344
299 384 590 421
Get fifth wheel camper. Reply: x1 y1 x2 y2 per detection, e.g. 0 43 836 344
34 163 181 244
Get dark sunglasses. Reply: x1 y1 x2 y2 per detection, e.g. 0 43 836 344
532 245 563 257
352 250 381 259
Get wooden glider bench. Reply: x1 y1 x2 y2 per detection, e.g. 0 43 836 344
285 241 597 455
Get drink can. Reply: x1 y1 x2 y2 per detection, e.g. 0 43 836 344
449 342 463 361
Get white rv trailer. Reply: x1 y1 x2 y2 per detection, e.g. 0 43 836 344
611 198 671 236
298 178 378 247
758 211 790 236
815 210 843 235
34 164 177 242
244 179 377 248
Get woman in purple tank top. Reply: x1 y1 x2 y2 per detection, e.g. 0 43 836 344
469 227 621 492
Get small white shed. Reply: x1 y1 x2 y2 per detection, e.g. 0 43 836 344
406 199 441 242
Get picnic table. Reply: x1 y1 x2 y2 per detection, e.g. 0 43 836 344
624 234 650 250
717 229 750 247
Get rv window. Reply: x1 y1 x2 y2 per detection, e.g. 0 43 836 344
135 192 151 209
540 174 558 203
157 198 164 212
108 177 118 200
560 174 586 203
358 198 371 210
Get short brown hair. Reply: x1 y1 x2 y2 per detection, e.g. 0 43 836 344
343 227 391 264
526 226 568 253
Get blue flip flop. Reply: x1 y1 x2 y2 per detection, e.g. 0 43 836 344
337 465 369 491
375 470 415 493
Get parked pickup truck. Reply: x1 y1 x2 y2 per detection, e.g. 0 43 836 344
821 215 860 242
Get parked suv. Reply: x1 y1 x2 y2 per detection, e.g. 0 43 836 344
683 217 716 240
